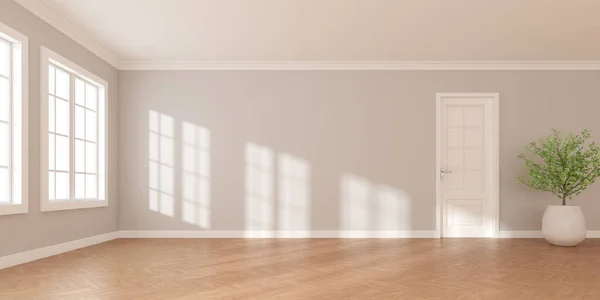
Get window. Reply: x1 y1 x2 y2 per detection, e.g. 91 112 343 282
40 47 107 211
0 21 28 216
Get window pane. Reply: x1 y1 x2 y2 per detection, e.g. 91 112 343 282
56 98 69 136
48 96 55 132
75 173 85 199
98 170 105 199
75 78 85 106
0 123 7 167
0 78 8 122
86 110 96 142
86 174 97 198
75 105 85 139
75 139 85 172
85 83 97 110
0 168 8 203
55 135 69 171
48 171 55 200
86 141 96 173
55 172 69 200
55 68 70 100
49 65 55 95
48 133 55 170
0 41 8 77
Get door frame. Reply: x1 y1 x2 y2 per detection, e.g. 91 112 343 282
435 93 500 238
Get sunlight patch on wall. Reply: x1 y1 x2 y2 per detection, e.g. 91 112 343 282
245 143 274 233
278 154 310 231
148 110 175 217
341 173 411 233
181 121 211 228
377 185 411 231
341 174 371 230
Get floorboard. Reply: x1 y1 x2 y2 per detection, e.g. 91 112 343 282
1 238 599 299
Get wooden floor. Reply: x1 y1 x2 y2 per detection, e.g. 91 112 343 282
1 239 600 299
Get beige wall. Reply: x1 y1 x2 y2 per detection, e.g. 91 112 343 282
119 70 600 232
0 1 119 256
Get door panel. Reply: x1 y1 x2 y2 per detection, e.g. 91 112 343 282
438 94 498 238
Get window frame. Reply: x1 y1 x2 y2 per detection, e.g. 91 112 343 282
40 46 108 212
0 21 28 216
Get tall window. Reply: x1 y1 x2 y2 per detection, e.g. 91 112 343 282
40 47 107 211
0 21 28 216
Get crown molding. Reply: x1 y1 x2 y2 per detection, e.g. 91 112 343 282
12 0 600 72
119 60 600 71
14 0 121 68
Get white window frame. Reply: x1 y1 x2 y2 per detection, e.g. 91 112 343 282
40 46 108 212
0 21 28 216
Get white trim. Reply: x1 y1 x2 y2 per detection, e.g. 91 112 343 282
119 61 600 71
499 230 600 238
120 230 600 239
40 46 109 212
119 230 439 239
587 231 600 238
0 232 118 270
8 0 600 72
499 231 544 238
435 96 442 238
435 93 500 238
0 20 29 216
42 47 108 87
41 200 108 212
13 0 121 68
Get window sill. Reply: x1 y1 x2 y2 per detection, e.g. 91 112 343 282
0 203 29 216
41 199 107 212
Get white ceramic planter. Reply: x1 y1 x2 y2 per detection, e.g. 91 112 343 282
541 205 586 246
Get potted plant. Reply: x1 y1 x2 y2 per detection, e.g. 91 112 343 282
518 129 600 246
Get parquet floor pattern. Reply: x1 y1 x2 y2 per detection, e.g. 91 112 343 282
1 238 600 299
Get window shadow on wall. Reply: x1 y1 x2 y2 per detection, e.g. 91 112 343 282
244 142 311 237
181 121 211 229
278 153 310 233
340 173 411 237
148 110 175 217
148 110 212 228
244 142 274 236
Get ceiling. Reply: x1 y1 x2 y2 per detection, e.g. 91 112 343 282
15 0 600 69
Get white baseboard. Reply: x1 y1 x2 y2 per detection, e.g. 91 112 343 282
119 230 439 239
119 230 243 238
499 230 544 238
499 230 600 238
120 230 600 239
0 231 119 270
587 231 600 238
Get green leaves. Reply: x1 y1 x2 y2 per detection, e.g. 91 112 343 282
518 129 600 205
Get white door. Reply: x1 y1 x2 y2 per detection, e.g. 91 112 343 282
436 93 499 238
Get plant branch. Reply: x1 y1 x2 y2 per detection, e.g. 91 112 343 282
566 165 600 195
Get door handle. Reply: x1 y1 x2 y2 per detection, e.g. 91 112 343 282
440 168 452 181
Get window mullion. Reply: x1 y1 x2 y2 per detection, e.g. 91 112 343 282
51 65 56 200
69 73 75 201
